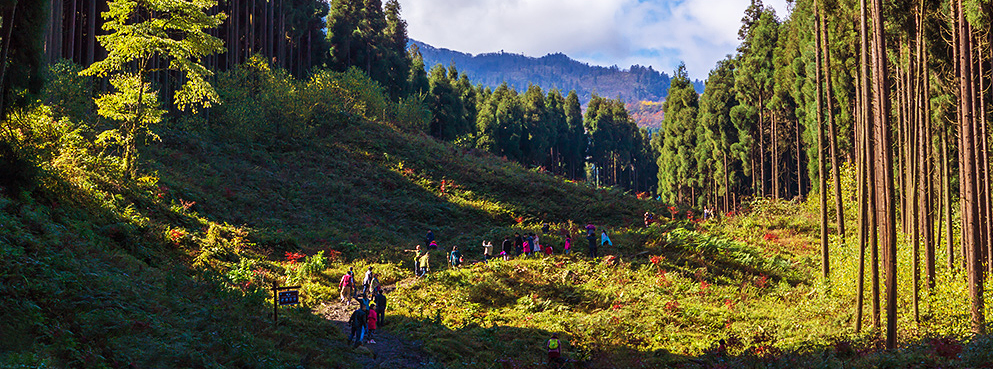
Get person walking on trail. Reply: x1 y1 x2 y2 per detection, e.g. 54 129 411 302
426 229 435 247
362 266 374 295
547 333 563 367
374 288 387 326
406 245 424 276
502 236 513 261
418 247 431 276
601 230 613 248
533 234 541 255
586 230 597 259
368 273 381 296
564 234 572 255
514 232 524 257
339 271 355 304
366 303 378 344
526 233 536 257
449 246 462 268
482 240 494 263
348 304 368 348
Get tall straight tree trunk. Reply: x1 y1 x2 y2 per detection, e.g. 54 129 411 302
871 0 898 348
822 15 846 239
773 113 780 199
86 0 95 65
920 14 936 289
977 35 992 275
957 0 985 335
855 0 869 329
759 97 766 198
67 0 76 62
797 114 804 199
907 23 921 323
815 2 829 280
862 0 880 331
943 123 955 269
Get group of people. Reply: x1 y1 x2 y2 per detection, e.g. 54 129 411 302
340 228 574 365
339 266 388 347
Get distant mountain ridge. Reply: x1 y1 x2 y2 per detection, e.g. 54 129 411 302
411 40 704 106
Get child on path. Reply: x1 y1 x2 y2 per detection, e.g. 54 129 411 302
547 333 563 367
366 304 378 344
405 245 424 275
418 249 431 276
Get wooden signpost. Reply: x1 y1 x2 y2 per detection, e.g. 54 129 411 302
272 283 301 326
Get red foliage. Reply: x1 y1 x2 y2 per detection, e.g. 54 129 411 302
636 191 652 200
724 298 736 310
515 216 524 224
650 255 665 265
285 251 306 263
168 228 186 245
326 249 343 262
755 274 769 289
698 280 710 295
763 233 778 241
664 300 680 312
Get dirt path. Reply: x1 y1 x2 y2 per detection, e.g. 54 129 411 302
314 281 435 368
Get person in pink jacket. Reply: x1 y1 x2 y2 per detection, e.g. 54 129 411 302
366 304 378 344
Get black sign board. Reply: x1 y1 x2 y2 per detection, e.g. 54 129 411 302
278 290 299 305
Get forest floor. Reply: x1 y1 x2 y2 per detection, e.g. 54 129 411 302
316 282 436 369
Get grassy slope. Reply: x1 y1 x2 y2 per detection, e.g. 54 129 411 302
8 105 993 369
147 119 650 260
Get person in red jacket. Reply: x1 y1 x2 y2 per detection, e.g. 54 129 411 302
366 303 378 344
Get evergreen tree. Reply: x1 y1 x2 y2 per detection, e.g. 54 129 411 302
656 63 700 204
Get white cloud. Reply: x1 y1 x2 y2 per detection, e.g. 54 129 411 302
397 0 790 79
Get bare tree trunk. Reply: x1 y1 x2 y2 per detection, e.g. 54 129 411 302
823 18 846 239
957 0 985 335
871 0 898 348
815 2 829 280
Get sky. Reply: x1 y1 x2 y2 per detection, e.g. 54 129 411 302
396 0 790 80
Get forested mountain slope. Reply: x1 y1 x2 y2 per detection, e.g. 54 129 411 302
412 40 705 104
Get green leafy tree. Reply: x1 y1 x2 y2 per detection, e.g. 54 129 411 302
563 90 585 179
81 0 225 179
656 63 700 204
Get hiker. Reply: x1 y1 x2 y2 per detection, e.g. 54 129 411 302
564 234 572 255
425 229 435 246
449 245 462 268
374 288 387 325
541 222 550 234
339 270 355 304
543 240 553 255
527 233 536 257
348 304 367 348
585 223 596 238
547 333 563 367
514 232 524 256
533 234 541 255
406 245 424 275
418 247 431 276
586 230 597 259
601 230 612 248
368 273 381 296
363 266 374 295
522 239 532 258
502 236 513 261
366 303 378 344
482 240 494 263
